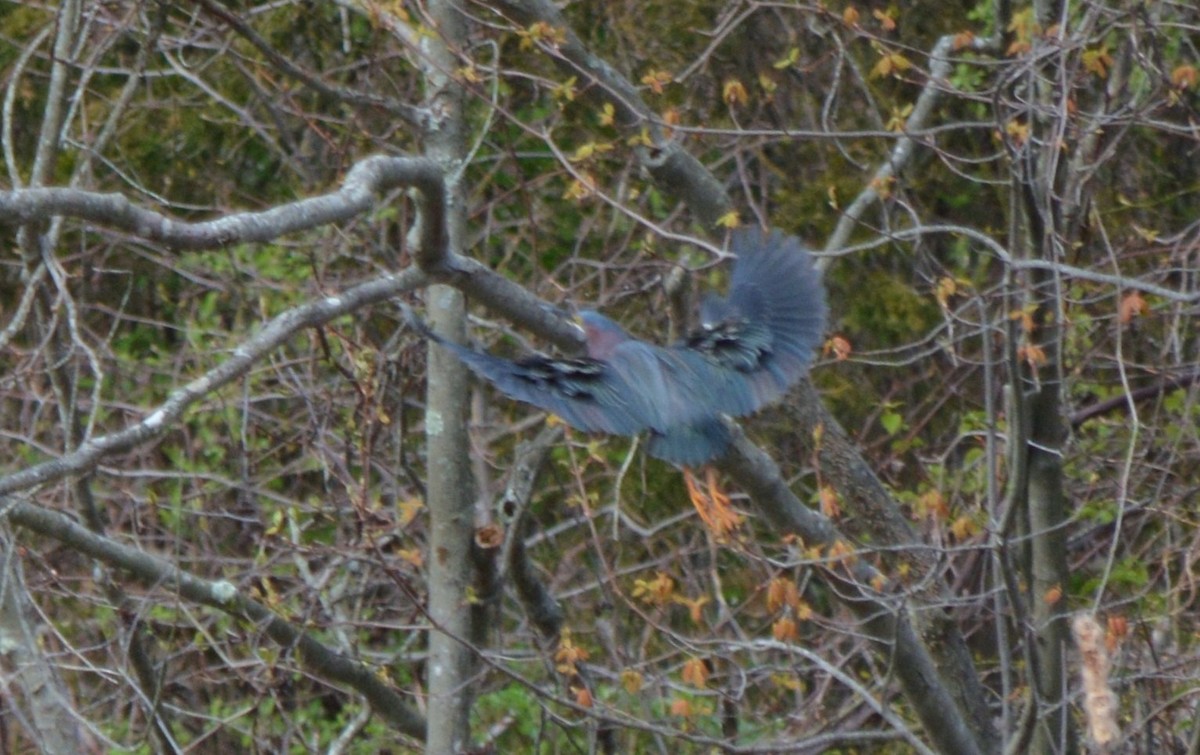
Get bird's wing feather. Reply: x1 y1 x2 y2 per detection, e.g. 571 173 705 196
673 228 826 418
430 338 654 435
646 417 732 467
404 226 826 465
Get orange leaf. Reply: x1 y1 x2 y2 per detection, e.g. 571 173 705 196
871 51 912 79
1007 40 1031 56
935 276 958 308
669 698 693 717
632 572 676 606
573 686 593 707
1018 344 1047 368
819 485 841 519
1010 304 1037 333
673 594 711 625
1119 292 1147 324
869 174 896 198
827 335 852 361
772 617 799 642
685 471 743 539
949 514 979 541
1172 65 1198 89
555 629 590 674
517 21 566 51
1005 119 1031 147
563 171 598 201
1082 47 1113 79
915 489 950 520
827 539 857 567
842 6 860 26
1105 615 1127 653
397 498 423 526
766 578 799 613
682 657 709 688
640 69 673 94
396 547 424 568
723 78 749 108
1043 585 1063 605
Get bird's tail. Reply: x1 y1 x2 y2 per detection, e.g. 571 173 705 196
646 418 732 466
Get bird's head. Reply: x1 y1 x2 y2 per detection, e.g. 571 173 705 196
576 310 630 360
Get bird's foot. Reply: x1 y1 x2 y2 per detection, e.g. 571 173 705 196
684 467 743 541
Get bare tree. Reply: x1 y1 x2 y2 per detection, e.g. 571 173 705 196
1 0 1198 752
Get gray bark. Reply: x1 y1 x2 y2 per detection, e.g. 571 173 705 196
0 534 91 755
420 1 478 752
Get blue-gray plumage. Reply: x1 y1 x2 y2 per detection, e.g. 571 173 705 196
415 228 826 466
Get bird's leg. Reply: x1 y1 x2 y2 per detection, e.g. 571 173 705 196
684 467 743 540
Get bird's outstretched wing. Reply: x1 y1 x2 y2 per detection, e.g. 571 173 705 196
407 227 826 465
413 324 655 436
675 228 827 417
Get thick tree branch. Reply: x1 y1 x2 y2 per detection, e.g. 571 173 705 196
0 156 446 252
498 427 565 640
0 150 589 503
0 534 94 755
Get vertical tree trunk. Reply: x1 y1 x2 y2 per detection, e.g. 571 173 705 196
1027 385 1076 755
420 2 476 752
1021 0 1079 747
0 537 92 754
3 0 93 749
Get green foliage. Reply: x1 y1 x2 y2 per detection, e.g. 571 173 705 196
839 268 939 349
1074 557 1150 602
472 684 553 750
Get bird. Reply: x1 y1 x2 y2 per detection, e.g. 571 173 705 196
408 227 827 469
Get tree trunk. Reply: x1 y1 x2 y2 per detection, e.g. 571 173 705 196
421 1 477 752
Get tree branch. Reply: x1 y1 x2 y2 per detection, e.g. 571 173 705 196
825 32 1002 258
0 156 446 252
473 4 1000 750
3 499 427 740
196 0 424 127
719 430 985 755
0 268 426 498
483 0 733 225
1070 370 1200 429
